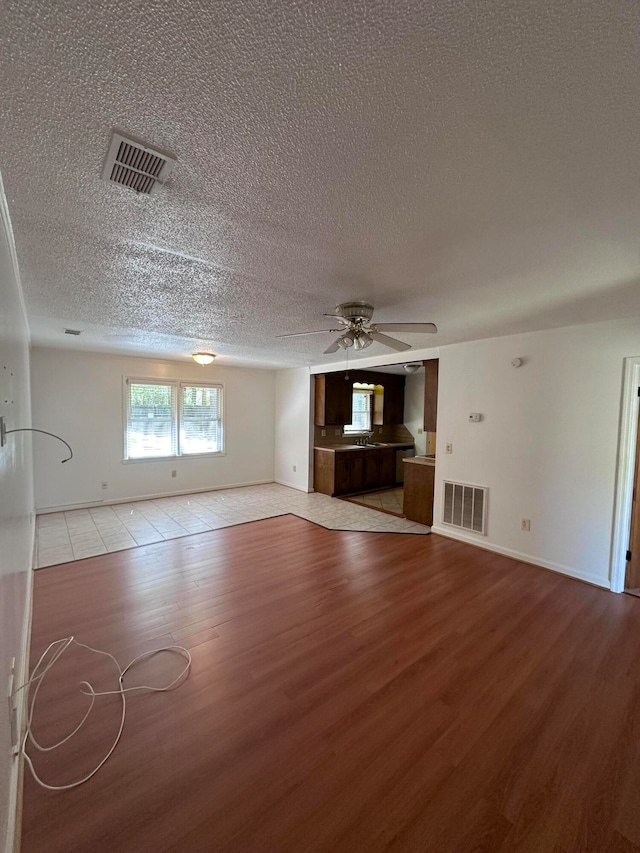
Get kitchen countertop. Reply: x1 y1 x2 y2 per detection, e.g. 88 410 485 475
315 443 415 452
403 455 436 466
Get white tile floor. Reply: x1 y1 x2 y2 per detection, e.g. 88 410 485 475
35 483 430 569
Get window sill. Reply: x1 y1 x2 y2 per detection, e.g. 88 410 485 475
122 451 226 464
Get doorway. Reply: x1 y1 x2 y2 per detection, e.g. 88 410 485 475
611 357 640 593
625 402 640 594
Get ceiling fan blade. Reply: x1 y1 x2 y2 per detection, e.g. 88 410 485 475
375 323 438 333
323 339 341 354
323 314 350 325
370 332 412 352
276 329 341 338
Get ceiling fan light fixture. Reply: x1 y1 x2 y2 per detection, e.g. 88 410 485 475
337 331 355 349
192 351 215 365
354 331 373 350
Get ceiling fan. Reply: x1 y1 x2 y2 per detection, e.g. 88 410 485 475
277 301 437 354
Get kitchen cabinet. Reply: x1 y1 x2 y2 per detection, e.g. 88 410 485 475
315 370 406 427
423 359 439 433
379 447 395 486
362 452 380 490
313 444 412 496
314 373 353 426
383 380 405 425
335 452 364 494
403 457 435 525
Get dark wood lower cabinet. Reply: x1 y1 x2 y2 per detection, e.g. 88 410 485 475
314 446 412 497
362 452 380 490
335 452 364 495
403 459 435 525
379 448 395 486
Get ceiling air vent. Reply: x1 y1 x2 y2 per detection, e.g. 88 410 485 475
64 328 83 336
101 132 176 196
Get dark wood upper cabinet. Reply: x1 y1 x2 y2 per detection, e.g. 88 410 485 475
423 359 439 432
315 371 406 427
383 380 405 424
314 373 353 426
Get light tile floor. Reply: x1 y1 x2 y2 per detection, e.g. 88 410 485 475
36 483 430 569
346 487 405 516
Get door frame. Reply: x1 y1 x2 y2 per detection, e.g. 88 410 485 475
611 357 640 593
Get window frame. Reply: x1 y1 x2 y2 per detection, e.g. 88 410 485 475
123 376 225 463
343 387 374 435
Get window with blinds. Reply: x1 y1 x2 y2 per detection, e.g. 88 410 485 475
180 384 223 455
344 388 373 433
125 379 224 460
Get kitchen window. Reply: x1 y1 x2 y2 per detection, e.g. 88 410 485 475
344 386 374 434
124 378 224 460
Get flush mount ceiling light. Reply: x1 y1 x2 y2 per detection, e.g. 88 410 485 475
403 362 422 373
192 352 215 365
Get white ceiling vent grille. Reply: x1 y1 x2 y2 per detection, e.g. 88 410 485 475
442 481 488 535
101 132 176 196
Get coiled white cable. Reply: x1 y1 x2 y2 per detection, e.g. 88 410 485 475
13 636 192 791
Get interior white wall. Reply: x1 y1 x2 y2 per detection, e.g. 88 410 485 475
432 318 640 588
274 367 313 492
31 349 276 511
0 176 34 853
403 370 427 456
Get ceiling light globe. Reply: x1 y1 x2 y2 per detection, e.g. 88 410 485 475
192 352 215 365
337 335 353 349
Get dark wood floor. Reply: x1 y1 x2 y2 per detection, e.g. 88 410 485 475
21 514 640 852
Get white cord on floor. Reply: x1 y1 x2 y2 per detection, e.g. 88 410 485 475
13 636 192 791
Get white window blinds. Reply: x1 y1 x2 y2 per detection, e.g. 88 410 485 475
344 388 373 433
125 379 224 460
180 384 223 455
126 381 177 459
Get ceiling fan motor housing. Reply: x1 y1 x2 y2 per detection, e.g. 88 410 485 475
335 302 375 324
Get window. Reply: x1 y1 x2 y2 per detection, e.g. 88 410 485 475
344 387 373 434
125 379 224 460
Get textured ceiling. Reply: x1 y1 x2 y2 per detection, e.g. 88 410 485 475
1 0 640 369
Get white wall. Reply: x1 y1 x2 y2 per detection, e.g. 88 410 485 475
31 349 276 511
274 367 313 492
403 370 427 456
0 176 34 853
433 319 640 588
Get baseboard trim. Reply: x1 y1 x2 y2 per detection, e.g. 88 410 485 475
430 524 610 590
274 479 313 493
35 480 276 515
6 546 34 853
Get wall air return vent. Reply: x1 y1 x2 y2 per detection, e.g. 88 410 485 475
101 132 176 196
63 328 83 336
442 481 488 535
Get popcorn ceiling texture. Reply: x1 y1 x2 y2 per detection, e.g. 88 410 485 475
1 0 640 367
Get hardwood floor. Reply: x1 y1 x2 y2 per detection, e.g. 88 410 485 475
21 515 640 852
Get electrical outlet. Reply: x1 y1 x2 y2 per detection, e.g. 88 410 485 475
321 429 326 437
417 427 423 434
334 429 340 436
101 481 108 490
292 464 297 472
521 518 531 532
445 443 453 454
171 469 177 478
